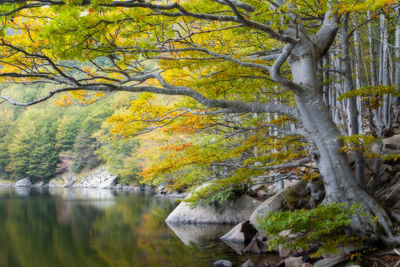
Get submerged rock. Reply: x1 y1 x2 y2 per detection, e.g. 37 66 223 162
14 178 31 187
165 195 261 224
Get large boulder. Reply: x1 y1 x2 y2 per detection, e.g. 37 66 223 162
165 195 261 224
250 180 307 225
98 176 117 189
14 178 31 187
77 167 117 188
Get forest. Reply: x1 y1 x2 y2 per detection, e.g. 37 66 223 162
0 0 400 259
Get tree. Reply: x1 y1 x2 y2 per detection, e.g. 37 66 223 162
0 0 398 242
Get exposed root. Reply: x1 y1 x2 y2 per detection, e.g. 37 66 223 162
326 186 400 246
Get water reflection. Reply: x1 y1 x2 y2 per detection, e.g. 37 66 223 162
0 189 245 267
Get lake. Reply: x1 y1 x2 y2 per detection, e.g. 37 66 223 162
0 188 259 267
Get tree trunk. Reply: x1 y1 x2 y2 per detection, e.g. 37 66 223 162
288 38 393 238
341 15 364 187
395 11 400 116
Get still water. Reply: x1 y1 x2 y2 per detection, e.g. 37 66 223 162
0 188 250 267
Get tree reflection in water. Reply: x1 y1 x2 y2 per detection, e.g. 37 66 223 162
0 189 244 267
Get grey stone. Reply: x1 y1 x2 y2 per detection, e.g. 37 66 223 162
284 257 303 267
250 181 307 225
213 259 233 267
383 134 400 154
14 178 31 187
241 260 254 267
242 236 268 254
166 195 261 224
314 256 347 267
279 245 293 258
220 220 258 243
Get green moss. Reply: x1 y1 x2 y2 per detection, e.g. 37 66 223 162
257 203 363 258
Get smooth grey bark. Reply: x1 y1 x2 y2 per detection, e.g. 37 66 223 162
395 12 400 113
380 14 392 135
353 28 364 134
287 14 393 237
340 15 364 188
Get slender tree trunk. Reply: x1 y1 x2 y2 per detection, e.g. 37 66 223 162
380 14 393 135
354 28 364 134
367 12 378 135
395 12 400 116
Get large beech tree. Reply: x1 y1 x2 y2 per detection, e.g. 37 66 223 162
0 0 399 242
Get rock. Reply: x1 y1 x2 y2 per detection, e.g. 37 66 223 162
376 178 400 207
241 260 255 267
242 233 268 254
221 221 267 255
284 257 303 267
97 176 117 189
32 181 45 188
279 245 293 258
14 178 31 187
166 195 261 224
313 256 346 267
220 220 258 243
213 259 233 267
382 134 400 154
250 181 307 225
77 167 117 188
302 263 313 267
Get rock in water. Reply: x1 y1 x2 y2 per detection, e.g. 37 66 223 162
220 220 258 243
221 221 267 255
98 176 117 189
213 259 233 267
165 195 261 224
14 178 31 187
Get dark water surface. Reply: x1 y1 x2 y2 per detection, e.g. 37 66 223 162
0 188 254 267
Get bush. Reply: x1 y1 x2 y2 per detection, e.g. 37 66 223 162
257 203 362 257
